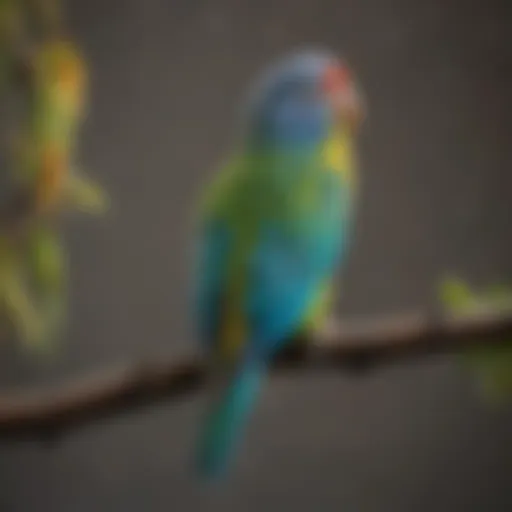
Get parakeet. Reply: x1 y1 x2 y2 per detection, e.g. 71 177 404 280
193 49 365 477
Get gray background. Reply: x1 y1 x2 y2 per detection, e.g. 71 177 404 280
1 0 511 510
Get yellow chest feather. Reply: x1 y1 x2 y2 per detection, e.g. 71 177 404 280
322 132 356 188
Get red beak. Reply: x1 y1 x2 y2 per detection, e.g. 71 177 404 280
322 63 365 131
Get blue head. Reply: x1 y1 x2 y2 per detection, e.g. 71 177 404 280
244 49 363 149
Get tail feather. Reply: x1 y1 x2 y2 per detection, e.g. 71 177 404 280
196 358 265 478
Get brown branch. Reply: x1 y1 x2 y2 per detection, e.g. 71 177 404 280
0 309 512 442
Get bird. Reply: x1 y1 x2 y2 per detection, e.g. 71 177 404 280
193 48 365 478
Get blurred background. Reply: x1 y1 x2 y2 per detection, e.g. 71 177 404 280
1 0 511 510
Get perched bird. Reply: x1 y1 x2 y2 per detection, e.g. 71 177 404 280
193 49 365 478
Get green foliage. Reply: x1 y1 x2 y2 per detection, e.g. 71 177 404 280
0 237 45 345
65 170 109 215
26 225 67 348
0 227 67 351
0 0 107 352
440 277 512 404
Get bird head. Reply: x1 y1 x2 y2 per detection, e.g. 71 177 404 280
245 49 364 148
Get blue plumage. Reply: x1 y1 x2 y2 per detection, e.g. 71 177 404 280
197 356 264 477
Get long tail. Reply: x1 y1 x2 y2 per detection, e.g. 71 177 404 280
196 357 265 479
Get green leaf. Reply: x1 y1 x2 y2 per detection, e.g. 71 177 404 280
27 224 66 292
439 276 512 404
0 229 68 351
0 257 45 346
439 277 475 313
65 171 109 215
464 345 512 404
25 225 67 349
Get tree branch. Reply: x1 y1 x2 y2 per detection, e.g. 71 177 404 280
0 309 511 442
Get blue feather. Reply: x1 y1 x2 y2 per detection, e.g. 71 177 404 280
196 355 265 478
